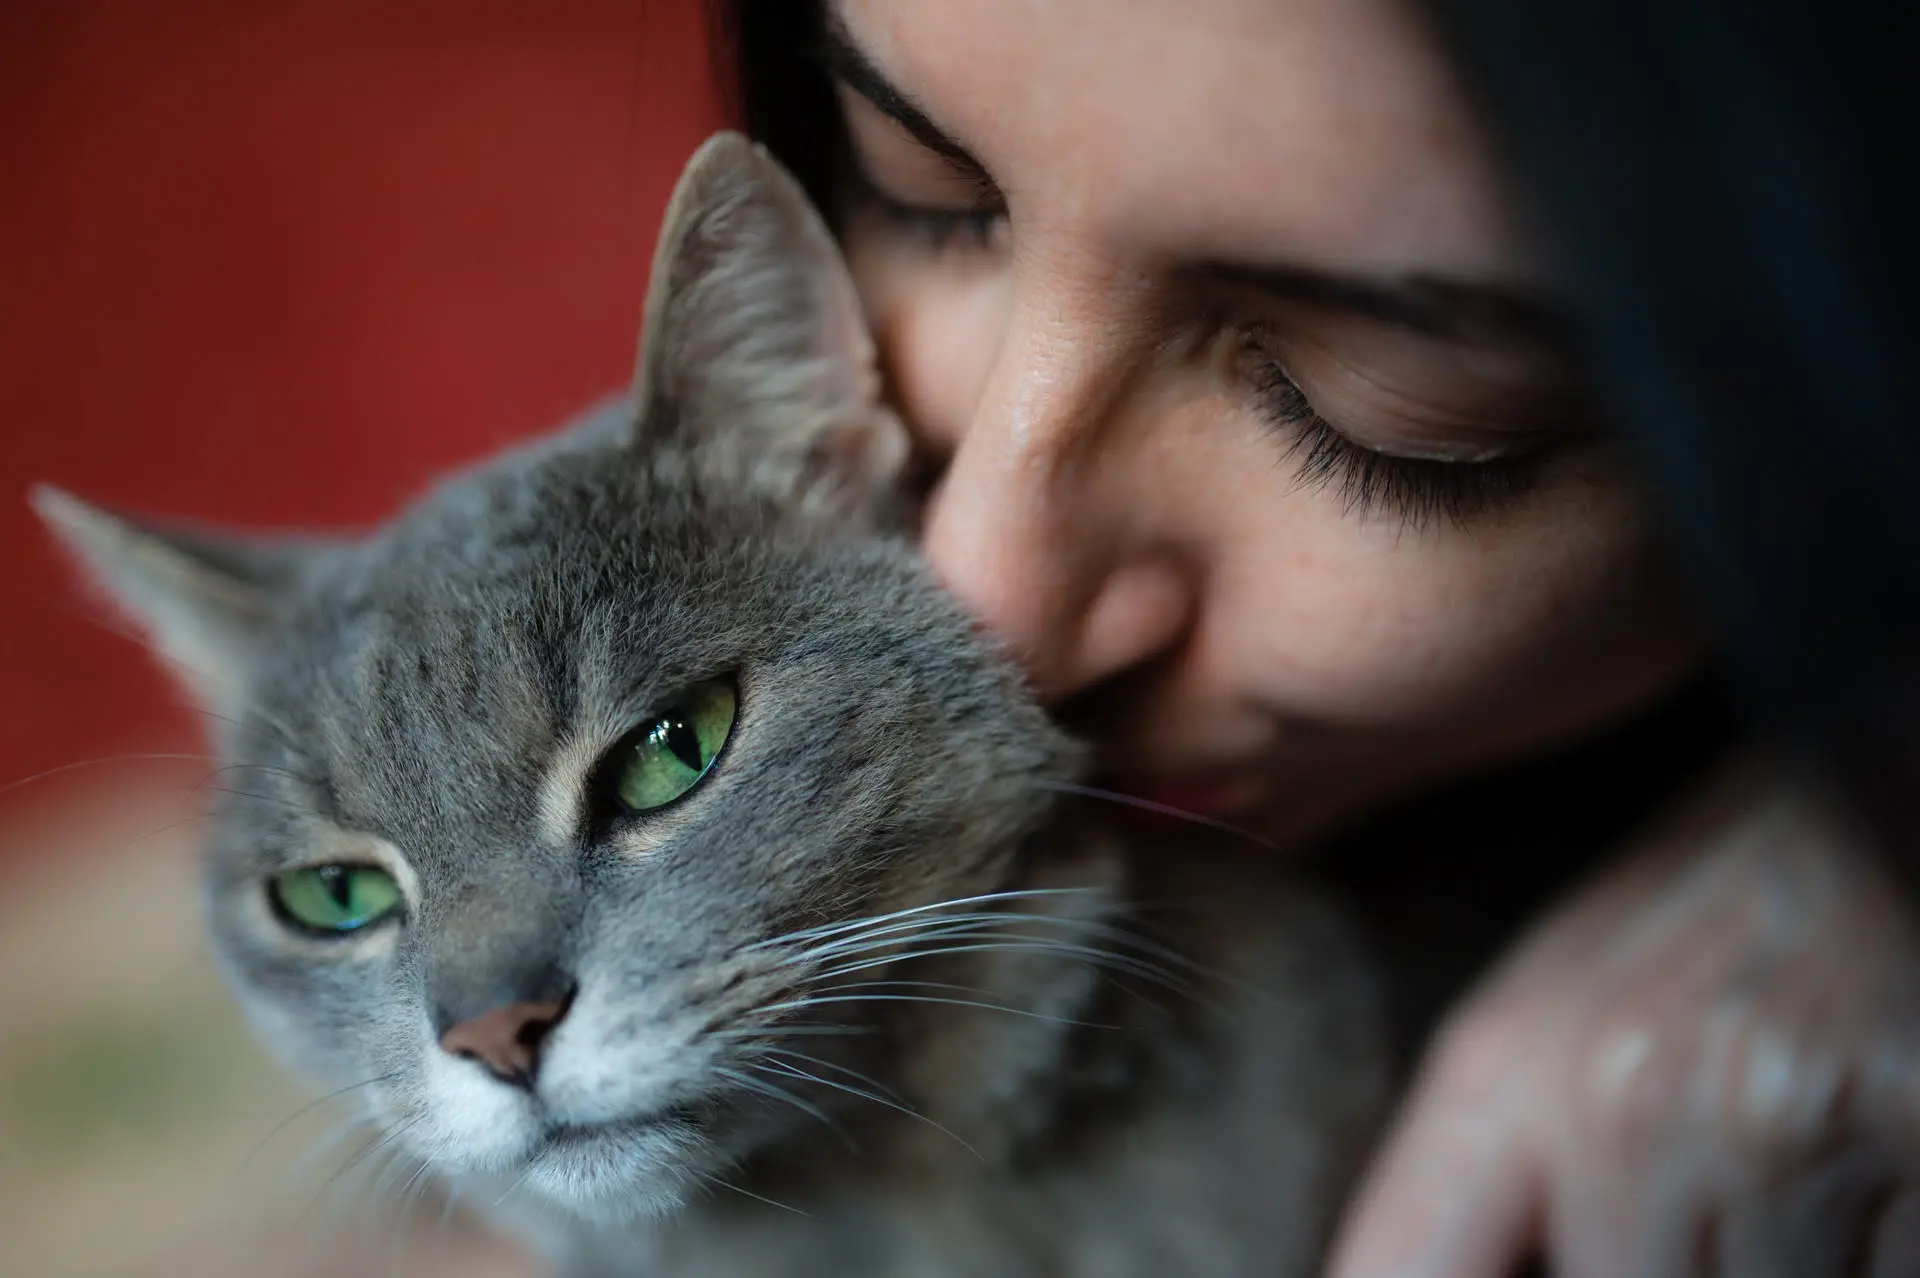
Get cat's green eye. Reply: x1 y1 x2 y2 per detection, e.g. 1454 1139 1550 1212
613 679 738 813
269 864 403 935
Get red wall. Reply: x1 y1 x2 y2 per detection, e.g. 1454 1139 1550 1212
0 0 720 841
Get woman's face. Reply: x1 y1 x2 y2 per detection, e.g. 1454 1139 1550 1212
827 0 1703 837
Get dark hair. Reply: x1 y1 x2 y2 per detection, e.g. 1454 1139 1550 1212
707 1 842 216
1420 0 1918 848
708 0 1918 850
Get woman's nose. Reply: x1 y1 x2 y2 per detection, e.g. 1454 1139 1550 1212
918 344 1193 703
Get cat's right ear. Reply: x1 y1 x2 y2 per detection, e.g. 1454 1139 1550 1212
30 485 319 713
633 132 908 522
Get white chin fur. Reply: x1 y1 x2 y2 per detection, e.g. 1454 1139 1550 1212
521 1121 708 1223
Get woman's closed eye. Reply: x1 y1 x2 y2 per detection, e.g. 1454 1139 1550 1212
832 79 1009 254
1237 334 1543 529
1230 316 1600 530
845 164 1007 252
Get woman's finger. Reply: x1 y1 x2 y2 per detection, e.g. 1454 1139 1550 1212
1547 1156 1709 1278
1324 1092 1541 1278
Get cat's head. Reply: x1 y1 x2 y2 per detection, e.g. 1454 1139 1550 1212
35 134 1090 1222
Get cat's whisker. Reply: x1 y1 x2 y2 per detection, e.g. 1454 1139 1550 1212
234 1070 403 1183
804 976 1009 1001
787 908 1124 964
1034 778 1284 853
695 1170 814 1218
754 1046 908 1105
205 758 322 789
755 990 1120 1031
305 1115 422 1224
750 887 1109 953
718 942 1164 1054
818 896 1243 987
806 973 1156 1020
760 894 1113 955
397 1153 441 1215
780 906 1228 992
750 1057 904 1115
198 782 311 814
815 914 1216 987
381 1152 444 1277
491 1161 540 1210
810 936 1226 1020
981 936 1248 1019
814 936 1187 994
192 704 303 755
112 808 221 853
708 1022 879 1041
1026 894 1298 1009
776 918 1140 987
360 1139 426 1220
269 1112 373 1206
750 1056 983 1161
715 1065 858 1152
796 917 1157 975
311 1139 406 1240
0 751 215 799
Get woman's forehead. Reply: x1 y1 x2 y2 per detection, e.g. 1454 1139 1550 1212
835 0 1541 283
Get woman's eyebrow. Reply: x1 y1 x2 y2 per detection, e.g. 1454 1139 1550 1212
815 7 1567 356
816 9 991 185
1187 260 1574 351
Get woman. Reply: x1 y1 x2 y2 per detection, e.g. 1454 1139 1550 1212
712 1 1920 1274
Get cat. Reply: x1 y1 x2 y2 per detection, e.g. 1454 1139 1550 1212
35 132 1391 1278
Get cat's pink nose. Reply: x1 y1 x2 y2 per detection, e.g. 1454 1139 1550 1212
438 992 572 1088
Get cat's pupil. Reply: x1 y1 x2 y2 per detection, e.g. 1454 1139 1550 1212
662 716 703 772
319 866 351 910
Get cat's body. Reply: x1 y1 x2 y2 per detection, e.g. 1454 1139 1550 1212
38 135 1390 1276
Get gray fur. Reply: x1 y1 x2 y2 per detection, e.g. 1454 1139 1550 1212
35 134 1390 1277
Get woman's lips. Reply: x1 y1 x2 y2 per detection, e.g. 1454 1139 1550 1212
1134 778 1247 817
1106 763 1279 819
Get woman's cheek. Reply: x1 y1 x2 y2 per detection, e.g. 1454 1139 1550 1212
1216 470 1692 731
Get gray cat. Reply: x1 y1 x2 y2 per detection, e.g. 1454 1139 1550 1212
35 133 1390 1278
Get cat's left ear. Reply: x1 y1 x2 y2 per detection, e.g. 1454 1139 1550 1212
634 132 908 522
31 485 322 713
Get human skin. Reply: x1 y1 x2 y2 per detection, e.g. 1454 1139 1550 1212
830 0 1702 842
820 0 1920 1273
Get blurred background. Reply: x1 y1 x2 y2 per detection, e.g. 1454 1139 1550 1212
0 2 715 1272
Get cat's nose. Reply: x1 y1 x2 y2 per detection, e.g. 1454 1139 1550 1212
438 987 575 1089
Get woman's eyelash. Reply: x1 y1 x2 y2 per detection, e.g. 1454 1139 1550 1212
1246 350 1537 529
845 167 1005 250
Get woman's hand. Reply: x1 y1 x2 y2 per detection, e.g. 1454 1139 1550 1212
1326 762 1920 1278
